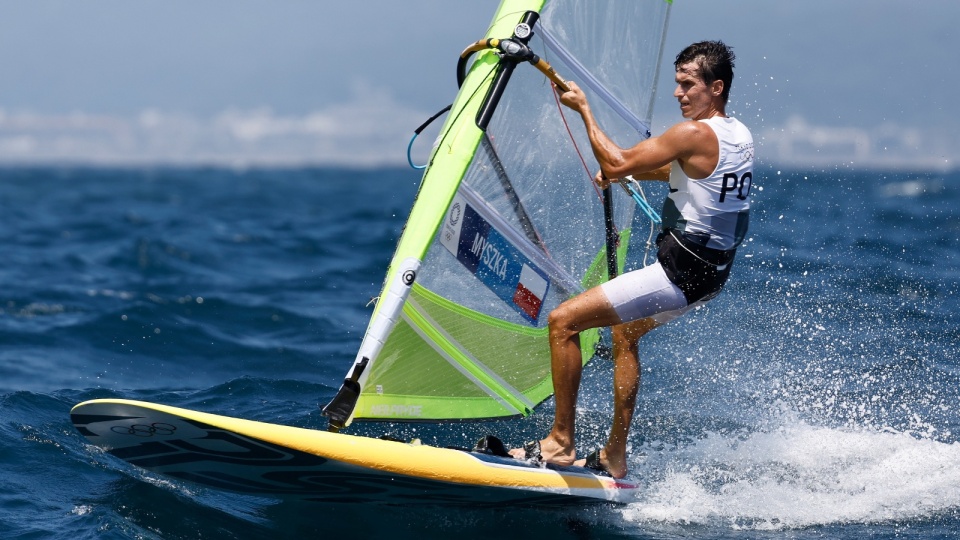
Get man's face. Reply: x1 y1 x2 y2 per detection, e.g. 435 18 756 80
673 62 720 120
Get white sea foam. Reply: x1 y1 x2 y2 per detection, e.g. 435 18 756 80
622 419 960 530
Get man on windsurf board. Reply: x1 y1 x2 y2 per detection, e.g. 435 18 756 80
510 41 755 479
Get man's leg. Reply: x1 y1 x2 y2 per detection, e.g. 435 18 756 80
577 317 659 478
509 285 622 464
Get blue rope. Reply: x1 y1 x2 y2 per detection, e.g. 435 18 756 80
407 132 426 170
620 179 661 225
407 104 452 170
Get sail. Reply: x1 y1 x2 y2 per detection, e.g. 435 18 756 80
324 0 671 428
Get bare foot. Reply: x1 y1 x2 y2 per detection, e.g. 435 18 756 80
573 448 628 479
508 436 576 466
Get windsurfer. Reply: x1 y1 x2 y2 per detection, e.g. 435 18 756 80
509 41 754 479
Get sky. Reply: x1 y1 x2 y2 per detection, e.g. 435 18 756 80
0 1 955 170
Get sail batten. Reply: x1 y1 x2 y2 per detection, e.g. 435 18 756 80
537 23 652 137
325 0 671 427
480 135 547 252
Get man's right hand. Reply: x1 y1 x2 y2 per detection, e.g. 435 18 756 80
557 81 588 113
593 170 616 189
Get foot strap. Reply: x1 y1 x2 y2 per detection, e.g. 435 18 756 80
472 435 510 457
522 440 542 463
583 449 611 477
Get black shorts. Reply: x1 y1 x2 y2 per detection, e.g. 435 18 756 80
656 229 736 304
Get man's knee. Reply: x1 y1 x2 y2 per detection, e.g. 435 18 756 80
547 303 577 340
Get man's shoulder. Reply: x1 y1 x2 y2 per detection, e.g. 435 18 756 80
667 120 720 150
658 120 719 170
665 119 714 139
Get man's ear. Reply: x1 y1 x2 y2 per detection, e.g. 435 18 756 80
711 79 724 97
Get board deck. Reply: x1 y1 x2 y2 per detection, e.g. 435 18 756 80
71 399 638 506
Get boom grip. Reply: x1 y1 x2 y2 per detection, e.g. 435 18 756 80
532 58 570 93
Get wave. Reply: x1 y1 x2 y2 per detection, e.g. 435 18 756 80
623 415 960 530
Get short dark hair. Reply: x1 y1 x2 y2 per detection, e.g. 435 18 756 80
674 41 736 104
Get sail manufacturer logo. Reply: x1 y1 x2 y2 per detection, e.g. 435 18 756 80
369 404 422 417
440 193 550 323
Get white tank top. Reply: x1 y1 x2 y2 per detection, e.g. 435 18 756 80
662 116 754 250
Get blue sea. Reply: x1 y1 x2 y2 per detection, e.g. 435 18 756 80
2 165 959 539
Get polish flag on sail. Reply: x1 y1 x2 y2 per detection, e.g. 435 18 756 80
513 264 549 321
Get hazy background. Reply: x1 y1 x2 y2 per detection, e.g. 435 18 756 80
0 0 954 170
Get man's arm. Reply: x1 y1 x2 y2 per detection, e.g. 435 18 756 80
559 82 709 182
633 164 671 181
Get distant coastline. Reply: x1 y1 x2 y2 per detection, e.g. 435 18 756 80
0 108 955 173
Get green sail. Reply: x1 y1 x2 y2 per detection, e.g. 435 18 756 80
326 0 671 427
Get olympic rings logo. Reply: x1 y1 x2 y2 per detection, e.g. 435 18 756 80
110 422 177 437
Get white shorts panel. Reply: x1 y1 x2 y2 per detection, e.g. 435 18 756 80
599 262 692 324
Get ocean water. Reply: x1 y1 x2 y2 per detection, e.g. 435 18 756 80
1 165 959 539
